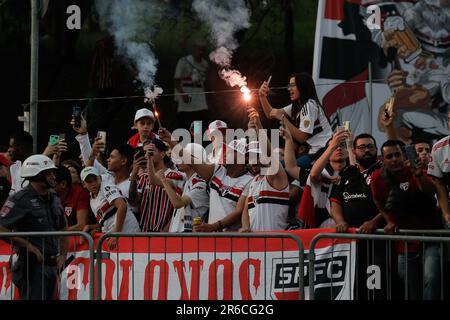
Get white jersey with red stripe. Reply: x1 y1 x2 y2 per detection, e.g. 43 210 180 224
428 136 450 190
90 176 140 233
283 99 332 154
208 165 253 231
247 176 289 231
169 173 209 232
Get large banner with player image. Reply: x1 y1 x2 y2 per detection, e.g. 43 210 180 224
0 229 356 300
313 0 450 145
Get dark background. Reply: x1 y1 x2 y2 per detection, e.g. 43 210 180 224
0 0 318 159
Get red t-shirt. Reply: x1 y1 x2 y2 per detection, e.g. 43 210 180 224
127 132 156 148
371 167 441 252
62 184 91 227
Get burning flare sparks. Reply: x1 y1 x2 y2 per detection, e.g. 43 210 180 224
241 86 251 102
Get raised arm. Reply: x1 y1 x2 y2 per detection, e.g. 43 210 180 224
158 170 191 209
280 116 301 180
128 154 145 207
310 130 348 184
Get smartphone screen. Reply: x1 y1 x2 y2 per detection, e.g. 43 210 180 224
193 121 202 135
49 135 59 146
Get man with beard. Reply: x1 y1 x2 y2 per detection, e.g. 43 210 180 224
330 133 384 234
329 133 386 300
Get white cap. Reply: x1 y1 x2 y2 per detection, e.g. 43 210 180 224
80 166 100 182
206 120 227 138
227 138 247 155
134 108 155 122
247 141 262 154
21 155 57 178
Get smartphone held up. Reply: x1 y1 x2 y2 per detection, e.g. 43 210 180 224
97 131 107 152
72 106 82 128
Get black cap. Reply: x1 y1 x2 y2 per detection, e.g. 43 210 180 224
153 137 168 152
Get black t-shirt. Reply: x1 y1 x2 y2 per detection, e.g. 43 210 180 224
330 162 381 227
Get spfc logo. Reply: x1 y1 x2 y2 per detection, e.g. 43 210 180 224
221 185 232 195
399 182 409 191
65 207 73 217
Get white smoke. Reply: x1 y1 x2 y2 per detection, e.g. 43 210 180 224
192 0 251 89
94 0 165 99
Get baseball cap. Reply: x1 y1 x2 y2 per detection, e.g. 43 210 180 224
80 166 100 182
227 138 247 155
152 137 169 152
134 108 155 122
206 120 227 138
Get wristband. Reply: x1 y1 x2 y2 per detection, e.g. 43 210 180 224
217 220 224 232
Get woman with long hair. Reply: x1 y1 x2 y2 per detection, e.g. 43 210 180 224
259 72 332 155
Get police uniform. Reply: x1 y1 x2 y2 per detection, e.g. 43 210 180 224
0 184 67 300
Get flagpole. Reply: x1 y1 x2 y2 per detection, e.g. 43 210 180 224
30 0 39 153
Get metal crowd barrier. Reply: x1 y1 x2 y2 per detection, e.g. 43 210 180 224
0 231 95 300
308 232 450 300
95 232 305 300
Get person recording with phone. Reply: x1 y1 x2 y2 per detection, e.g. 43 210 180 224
44 134 68 167
71 113 134 200
371 140 442 300
128 137 185 232
258 73 332 158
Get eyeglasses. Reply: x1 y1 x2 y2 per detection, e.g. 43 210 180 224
355 144 376 151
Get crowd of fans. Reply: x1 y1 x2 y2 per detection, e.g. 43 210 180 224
1 72 450 299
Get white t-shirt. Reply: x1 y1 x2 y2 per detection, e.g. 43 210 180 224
90 176 140 233
283 99 332 154
208 165 253 231
9 161 28 195
169 173 209 232
428 136 450 183
247 176 289 231
174 55 208 112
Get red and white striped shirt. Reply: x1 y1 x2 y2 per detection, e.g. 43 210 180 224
208 165 253 231
247 176 290 231
137 169 185 232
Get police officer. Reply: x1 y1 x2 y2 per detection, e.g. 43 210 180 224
0 155 67 300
